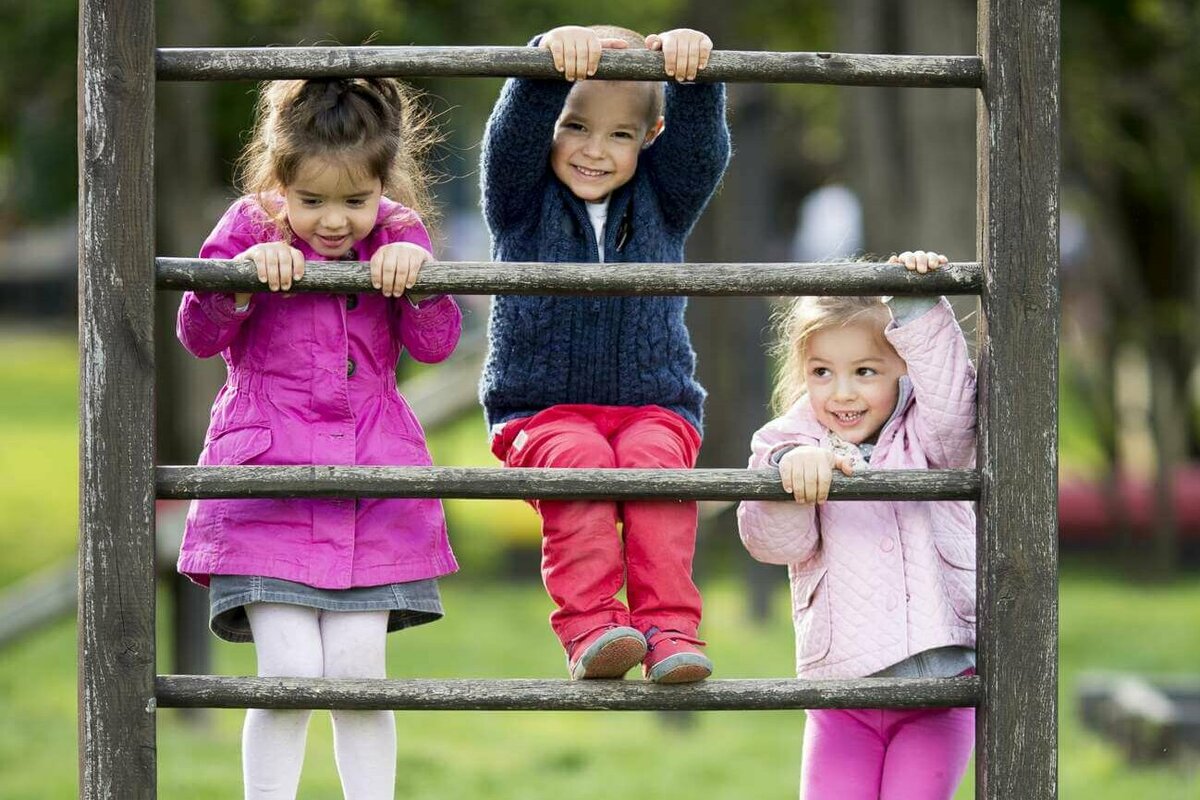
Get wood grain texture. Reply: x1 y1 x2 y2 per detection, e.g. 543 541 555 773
78 0 158 797
157 47 982 88
156 466 981 501
156 258 982 297
156 675 981 711
976 1 1061 797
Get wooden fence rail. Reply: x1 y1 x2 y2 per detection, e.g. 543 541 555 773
157 466 980 501
156 258 983 297
156 675 981 711
156 47 983 88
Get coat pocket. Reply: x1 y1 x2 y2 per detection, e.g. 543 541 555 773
198 424 273 467
933 533 977 623
790 566 832 667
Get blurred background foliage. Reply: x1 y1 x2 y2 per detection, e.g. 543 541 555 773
1 0 1199 797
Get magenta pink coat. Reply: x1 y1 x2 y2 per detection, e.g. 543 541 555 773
737 299 977 679
176 197 461 589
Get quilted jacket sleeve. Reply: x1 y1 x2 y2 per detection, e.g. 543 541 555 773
176 199 262 359
737 419 821 565
886 297 977 468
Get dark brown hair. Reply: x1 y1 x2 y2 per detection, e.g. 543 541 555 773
236 77 440 238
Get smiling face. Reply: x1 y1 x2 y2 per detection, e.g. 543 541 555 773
804 317 907 444
550 81 662 202
282 156 383 258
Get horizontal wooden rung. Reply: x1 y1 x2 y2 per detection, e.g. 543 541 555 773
156 47 983 88
156 466 980 501
156 259 982 297
155 675 981 711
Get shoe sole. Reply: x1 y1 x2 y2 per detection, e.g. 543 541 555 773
572 632 648 680
647 654 713 684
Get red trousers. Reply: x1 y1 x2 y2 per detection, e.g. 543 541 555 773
492 404 704 648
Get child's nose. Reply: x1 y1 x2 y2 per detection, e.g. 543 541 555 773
833 377 857 399
321 208 347 229
582 135 605 158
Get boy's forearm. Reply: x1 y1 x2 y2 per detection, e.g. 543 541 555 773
480 77 571 226
644 82 731 225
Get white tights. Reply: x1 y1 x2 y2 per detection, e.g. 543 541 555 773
242 603 395 800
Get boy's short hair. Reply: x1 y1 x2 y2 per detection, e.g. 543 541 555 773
588 25 666 127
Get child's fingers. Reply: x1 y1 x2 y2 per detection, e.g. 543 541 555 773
683 37 701 80
644 33 662 51
548 39 565 74
662 37 678 78
291 248 305 283
572 38 590 81
405 256 424 290
698 35 713 71
249 251 268 286
380 254 398 297
265 247 283 291
370 253 382 291
815 458 833 504
586 37 602 77
834 454 855 477
802 460 820 505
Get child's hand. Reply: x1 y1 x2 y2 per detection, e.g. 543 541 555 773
889 250 948 274
645 29 713 81
235 242 306 304
541 26 629 81
778 445 855 505
371 242 432 299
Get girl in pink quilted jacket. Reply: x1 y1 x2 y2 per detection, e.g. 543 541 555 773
176 77 460 800
737 251 976 800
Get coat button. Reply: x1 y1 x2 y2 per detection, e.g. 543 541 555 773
346 359 356 377
345 294 358 311
880 537 895 553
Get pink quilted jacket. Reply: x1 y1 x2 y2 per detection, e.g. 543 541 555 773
737 298 977 679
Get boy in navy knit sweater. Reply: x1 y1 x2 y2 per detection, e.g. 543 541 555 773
479 24 730 683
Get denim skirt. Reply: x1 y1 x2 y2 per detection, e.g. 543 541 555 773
209 574 444 643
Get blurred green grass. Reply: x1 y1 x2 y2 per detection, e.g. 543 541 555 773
2 328 1198 798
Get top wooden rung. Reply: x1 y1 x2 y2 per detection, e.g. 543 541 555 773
157 47 983 88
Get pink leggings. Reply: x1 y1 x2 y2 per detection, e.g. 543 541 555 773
801 706 974 800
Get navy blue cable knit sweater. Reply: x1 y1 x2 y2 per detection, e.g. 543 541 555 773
478 70 731 434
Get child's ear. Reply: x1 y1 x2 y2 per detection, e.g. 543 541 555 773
642 117 665 148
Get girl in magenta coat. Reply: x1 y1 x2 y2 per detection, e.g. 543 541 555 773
176 77 459 799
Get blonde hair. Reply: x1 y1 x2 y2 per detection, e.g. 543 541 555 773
236 77 441 240
770 296 894 413
586 25 665 126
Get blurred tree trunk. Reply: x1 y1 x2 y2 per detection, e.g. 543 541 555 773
838 0 977 344
839 0 976 259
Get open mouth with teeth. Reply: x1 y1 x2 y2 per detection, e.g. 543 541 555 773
830 410 866 425
317 234 349 249
572 165 609 179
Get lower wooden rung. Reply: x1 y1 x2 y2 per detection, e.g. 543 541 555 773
155 675 980 711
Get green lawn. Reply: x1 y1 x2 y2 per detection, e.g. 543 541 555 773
2 328 1198 798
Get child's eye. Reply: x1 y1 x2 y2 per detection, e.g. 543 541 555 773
564 122 585 132
811 367 831 378
856 367 879 377
613 131 633 139
301 198 321 207
347 199 366 208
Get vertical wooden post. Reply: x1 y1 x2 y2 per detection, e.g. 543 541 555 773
976 1 1060 798
78 0 158 797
